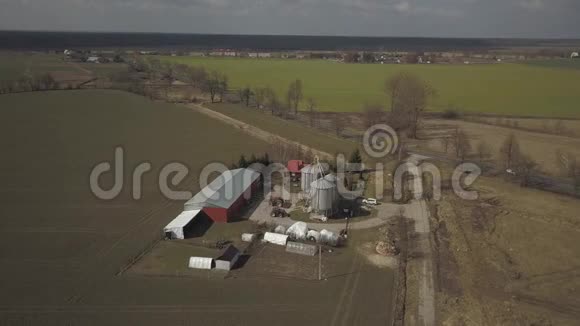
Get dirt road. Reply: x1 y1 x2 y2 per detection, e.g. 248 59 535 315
406 200 436 326
187 104 333 160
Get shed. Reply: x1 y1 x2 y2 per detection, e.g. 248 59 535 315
288 160 304 174
188 257 213 270
286 241 317 256
184 168 261 223
264 232 289 246
163 209 202 239
215 245 241 271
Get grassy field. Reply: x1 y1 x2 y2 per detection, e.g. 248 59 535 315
525 59 580 70
163 56 580 118
0 52 77 80
434 176 580 325
207 102 358 156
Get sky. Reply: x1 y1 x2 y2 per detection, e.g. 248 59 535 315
0 0 579 38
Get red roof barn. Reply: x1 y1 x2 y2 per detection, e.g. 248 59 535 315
183 168 261 223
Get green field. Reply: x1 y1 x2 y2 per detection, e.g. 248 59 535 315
164 56 580 118
0 53 76 80
208 102 358 155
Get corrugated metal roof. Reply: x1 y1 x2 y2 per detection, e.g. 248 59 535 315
311 178 336 190
164 209 202 229
184 168 259 210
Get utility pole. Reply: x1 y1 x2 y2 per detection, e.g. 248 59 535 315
318 245 322 281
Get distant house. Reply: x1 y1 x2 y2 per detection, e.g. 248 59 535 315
257 52 271 58
224 51 237 57
86 56 100 63
248 52 258 58
571 52 579 59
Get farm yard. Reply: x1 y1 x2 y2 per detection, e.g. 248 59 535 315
0 89 396 325
163 56 580 118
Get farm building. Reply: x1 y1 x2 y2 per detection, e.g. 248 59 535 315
215 245 241 270
288 160 304 179
184 168 261 223
86 56 100 63
188 257 213 270
286 241 317 256
163 209 202 239
264 232 289 246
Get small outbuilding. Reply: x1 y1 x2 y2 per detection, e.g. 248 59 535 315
288 160 304 177
264 232 289 246
188 257 213 270
164 209 202 239
215 245 241 271
286 241 317 256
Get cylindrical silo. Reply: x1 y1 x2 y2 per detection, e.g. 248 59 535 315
310 178 338 216
324 173 337 184
300 165 316 193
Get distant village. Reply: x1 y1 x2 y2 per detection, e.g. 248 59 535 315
61 47 580 65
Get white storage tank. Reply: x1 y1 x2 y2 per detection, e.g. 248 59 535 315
300 164 327 193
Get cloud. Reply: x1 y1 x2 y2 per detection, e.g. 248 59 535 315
0 0 578 38
394 1 411 13
519 0 544 10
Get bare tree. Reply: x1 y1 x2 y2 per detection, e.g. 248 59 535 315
440 137 452 154
499 133 520 169
362 104 386 129
307 97 317 127
253 87 272 109
332 113 346 136
202 71 228 103
384 72 435 139
476 141 492 161
286 79 303 115
513 153 538 187
454 128 471 161
238 86 252 106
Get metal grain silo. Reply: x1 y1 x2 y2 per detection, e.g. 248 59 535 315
309 178 338 215
324 173 337 184
300 164 317 193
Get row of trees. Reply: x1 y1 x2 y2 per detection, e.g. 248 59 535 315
0 73 60 94
125 57 229 102
440 130 542 187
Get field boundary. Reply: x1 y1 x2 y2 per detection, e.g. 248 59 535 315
187 103 335 159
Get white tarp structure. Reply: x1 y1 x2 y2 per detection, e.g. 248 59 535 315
188 257 213 270
274 225 287 234
320 229 340 247
307 230 321 243
164 209 202 239
285 222 308 240
241 233 257 242
264 232 289 246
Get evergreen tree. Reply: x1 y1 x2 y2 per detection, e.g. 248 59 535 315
349 149 363 164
